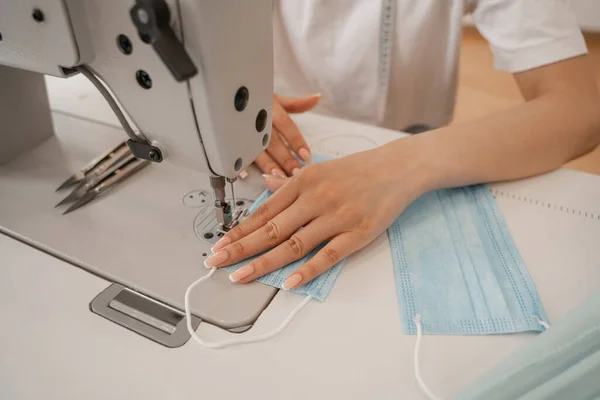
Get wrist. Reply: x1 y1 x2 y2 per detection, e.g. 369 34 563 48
379 133 446 196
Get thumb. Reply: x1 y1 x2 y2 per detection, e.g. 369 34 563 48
276 93 322 114
263 174 289 192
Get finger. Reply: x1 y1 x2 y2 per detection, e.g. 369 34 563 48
254 152 286 178
264 175 289 192
266 131 302 176
276 94 322 114
272 101 311 163
282 233 362 289
209 179 301 253
213 200 318 269
229 217 338 283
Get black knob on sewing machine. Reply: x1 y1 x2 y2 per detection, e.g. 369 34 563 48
130 0 198 82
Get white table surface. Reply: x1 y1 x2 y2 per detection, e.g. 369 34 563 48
0 75 599 400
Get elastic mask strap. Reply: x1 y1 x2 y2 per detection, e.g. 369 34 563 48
413 314 550 400
535 315 551 330
184 267 312 349
414 314 444 400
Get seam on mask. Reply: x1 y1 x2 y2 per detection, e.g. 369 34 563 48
404 318 544 334
478 186 549 330
459 187 526 333
492 189 598 221
472 187 529 317
481 187 544 319
452 187 496 330
474 187 540 320
388 221 416 334
397 223 416 333
483 185 545 319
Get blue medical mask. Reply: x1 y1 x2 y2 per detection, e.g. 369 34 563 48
223 154 345 302
389 184 549 335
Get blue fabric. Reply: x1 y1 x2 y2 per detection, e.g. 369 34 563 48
223 153 344 302
389 185 548 335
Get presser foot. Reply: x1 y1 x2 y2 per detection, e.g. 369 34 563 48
194 198 254 246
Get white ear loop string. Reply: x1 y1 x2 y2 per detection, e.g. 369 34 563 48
535 316 550 330
413 314 550 400
414 314 443 400
184 267 312 349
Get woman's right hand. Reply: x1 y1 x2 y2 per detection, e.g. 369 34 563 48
242 93 321 178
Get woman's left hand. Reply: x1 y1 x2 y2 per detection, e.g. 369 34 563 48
205 141 433 289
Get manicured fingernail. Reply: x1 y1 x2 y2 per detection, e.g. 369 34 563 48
263 174 284 181
283 273 302 290
205 251 229 267
298 148 312 163
211 236 231 252
229 264 255 283
239 169 249 179
292 168 300 176
272 168 286 178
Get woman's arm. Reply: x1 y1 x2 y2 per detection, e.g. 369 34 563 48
205 55 600 288
413 55 600 190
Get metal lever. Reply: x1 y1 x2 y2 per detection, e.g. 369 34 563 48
130 0 198 82
91 283 200 348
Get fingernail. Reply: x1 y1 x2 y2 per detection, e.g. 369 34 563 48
298 148 312 163
229 264 255 283
292 168 300 176
205 251 229 267
283 273 303 290
271 168 286 178
211 236 231 252
313 92 323 98
263 174 285 182
239 169 249 179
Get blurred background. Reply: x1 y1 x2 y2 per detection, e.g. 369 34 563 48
457 1 600 173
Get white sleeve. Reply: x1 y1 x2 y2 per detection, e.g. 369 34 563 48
472 0 588 73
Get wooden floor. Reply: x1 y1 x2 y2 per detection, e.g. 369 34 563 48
454 29 600 175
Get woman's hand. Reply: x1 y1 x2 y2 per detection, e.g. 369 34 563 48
206 141 433 289
241 94 321 179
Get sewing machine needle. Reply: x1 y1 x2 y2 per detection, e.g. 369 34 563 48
230 180 236 211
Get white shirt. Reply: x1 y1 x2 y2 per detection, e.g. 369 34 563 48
273 0 588 131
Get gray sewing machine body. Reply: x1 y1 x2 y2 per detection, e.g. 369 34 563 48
0 0 276 344
0 0 273 221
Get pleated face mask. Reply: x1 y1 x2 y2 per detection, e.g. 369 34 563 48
389 185 549 336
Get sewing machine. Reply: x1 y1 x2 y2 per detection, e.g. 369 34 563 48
1 0 272 226
0 0 280 345
2 1 600 399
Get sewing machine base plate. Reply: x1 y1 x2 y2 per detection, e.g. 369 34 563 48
0 112 277 333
